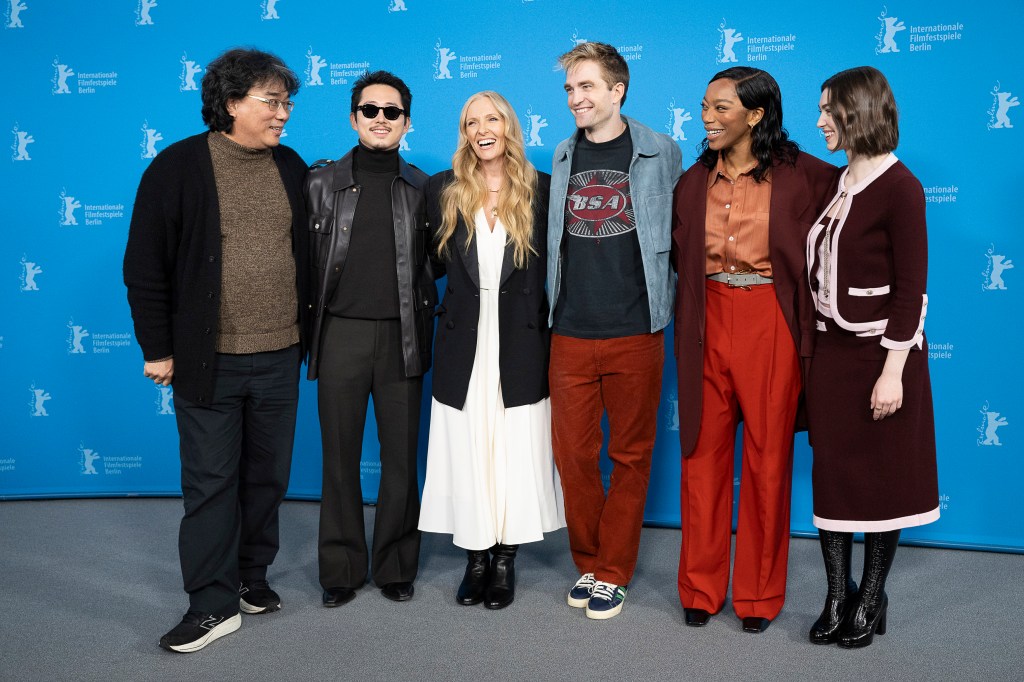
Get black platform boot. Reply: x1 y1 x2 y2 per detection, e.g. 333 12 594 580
456 549 490 606
483 544 518 610
809 530 857 644
838 529 900 648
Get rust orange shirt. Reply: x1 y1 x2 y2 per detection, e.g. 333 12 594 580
704 157 773 277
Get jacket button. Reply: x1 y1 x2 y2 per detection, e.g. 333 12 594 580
198 396 205 404
335 266 341 273
522 287 531 295
201 361 208 369
446 321 455 329
203 327 211 335
698 339 703 346
206 291 213 299
208 255 215 262
423 298 429 306
500 290 507 295
314 222 320 230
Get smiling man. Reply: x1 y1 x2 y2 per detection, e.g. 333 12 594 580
547 42 681 620
124 48 308 653
305 71 435 609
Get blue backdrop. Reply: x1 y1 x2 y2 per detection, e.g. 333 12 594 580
3 0 1021 552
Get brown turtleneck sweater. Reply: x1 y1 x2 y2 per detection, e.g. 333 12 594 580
208 132 298 354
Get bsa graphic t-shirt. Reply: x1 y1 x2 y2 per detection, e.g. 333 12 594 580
554 125 649 338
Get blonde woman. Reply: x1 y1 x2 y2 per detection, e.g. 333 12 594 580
418 91 564 610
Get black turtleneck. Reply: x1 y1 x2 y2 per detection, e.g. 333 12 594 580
328 144 401 319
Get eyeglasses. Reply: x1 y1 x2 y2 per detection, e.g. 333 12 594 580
247 94 296 113
355 104 406 121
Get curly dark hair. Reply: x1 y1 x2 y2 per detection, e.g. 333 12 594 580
350 70 412 118
201 48 300 133
697 66 799 182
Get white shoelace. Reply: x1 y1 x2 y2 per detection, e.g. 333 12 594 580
591 581 618 602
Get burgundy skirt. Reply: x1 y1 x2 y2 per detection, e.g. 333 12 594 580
805 317 939 532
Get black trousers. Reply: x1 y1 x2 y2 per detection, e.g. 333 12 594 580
172 345 299 616
317 316 422 589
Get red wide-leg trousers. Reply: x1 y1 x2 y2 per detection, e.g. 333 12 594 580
678 280 800 620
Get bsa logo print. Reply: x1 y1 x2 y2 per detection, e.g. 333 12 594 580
977 401 1008 446
80 444 101 475
155 385 174 415
716 19 744 63
305 47 327 86
140 121 162 159
29 383 51 417
6 0 26 28
20 255 41 291
433 40 457 80
179 53 203 92
566 169 635 239
67 319 90 354
135 0 156 25
570 30 587 46
11 123 33 160
982 244 1014 290
58 189 81 226
987 82 1019 130
261 0 280 20
666 99 693 141
525 107 548 147
388 0 407 11
875 6 906 54
52 58 74 95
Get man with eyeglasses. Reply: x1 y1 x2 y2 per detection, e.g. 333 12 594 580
305 70 435 608
124 48 308 653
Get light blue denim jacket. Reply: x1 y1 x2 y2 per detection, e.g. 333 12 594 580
547 115 683 332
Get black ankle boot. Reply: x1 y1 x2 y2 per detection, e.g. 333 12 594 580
810 530 856 644
456 549 490 606
838 530 900 648
483 544 517 610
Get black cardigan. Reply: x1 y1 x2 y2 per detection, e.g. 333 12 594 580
428 170 552 410
123 132 309 404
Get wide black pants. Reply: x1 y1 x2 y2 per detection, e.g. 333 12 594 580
317 316 422 590
172 344 299 616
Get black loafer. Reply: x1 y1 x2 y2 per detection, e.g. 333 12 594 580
742 617 771 633
684 608 712 627
381 581 415 602
322 587 356 608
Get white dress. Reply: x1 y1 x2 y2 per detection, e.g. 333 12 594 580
419 210 566 550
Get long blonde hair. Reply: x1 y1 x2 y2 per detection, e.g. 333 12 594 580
436 91 538 269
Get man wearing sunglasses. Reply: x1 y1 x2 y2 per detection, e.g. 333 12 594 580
124 48 308 652
305 71 435 608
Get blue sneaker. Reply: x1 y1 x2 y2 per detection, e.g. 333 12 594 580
567 573 596 608
585 581 627 620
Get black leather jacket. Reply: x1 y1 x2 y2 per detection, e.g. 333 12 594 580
304 147 436 380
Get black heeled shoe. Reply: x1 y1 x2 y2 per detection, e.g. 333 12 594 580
456 549 490 606
837 593 888 648
809 578 857 644
483 544 517 610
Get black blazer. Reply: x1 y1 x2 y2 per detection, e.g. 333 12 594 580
427 170 551 410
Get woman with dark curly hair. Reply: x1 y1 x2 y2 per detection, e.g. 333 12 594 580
671 67 837 633
805 65 939 648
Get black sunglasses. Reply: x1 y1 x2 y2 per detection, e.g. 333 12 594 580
355 104 406 121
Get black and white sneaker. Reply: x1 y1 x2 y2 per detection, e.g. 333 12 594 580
159 611 241 653
239 579 282 614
